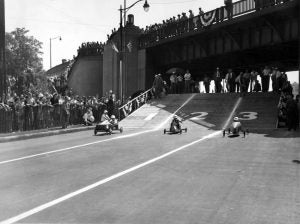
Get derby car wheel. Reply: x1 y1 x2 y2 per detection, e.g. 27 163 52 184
94 129 97 136
120 127 123 133
108 128 113 135
164 129 166 134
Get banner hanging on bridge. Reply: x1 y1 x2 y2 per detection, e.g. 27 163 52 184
200 10 216 27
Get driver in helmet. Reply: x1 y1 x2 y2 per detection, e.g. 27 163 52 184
110 115 118 126
231 116 242 134
170 115 182 133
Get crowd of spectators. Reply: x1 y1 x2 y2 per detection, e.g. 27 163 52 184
0 90 120 133
140 7 206 47
156 66 291 96
277 92 299 131
77 42 105 57
200 66 293 94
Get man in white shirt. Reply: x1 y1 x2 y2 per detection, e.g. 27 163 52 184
184 70 192 93
170 72 177 94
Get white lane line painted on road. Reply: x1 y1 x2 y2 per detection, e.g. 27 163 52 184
0 95 195 166
155 94 195 130
222 97 242 130
0 130 220 224
144 113 158 121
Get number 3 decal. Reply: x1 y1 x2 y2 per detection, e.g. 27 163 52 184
239 112 258 120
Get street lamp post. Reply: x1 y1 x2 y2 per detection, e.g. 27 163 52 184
50 36 62 69
118 0 149 103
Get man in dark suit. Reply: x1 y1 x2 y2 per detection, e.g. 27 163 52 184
214 67 222 93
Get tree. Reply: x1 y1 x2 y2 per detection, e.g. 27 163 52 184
5 28 43 77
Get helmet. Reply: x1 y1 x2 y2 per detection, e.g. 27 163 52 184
111 115 116 119
89 116 95 122
104 110 108 113
233 117 239 121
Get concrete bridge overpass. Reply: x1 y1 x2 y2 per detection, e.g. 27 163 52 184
97 0 299 99
137 0 299 90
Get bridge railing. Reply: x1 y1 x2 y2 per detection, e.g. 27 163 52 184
118 89 153 121
139 0 291 48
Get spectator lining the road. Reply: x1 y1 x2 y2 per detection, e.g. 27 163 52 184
83 107 95 126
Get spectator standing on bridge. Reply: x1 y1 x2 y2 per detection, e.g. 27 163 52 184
152 74 164 98
240 72 248 95
261 66 271 92
181 12 188 33
224 0 233 19
296 95 300 129
253 80 262 92
271 67 278 92
275 68 283 92
286 94 298 131
250 70 258 92
235 72 242 93
188 10 195 31
214 67 222 93
170 72 177 94
197 8 205 29
177 74 184 94
184 70 192 93
243 69 251 92
225 68 236 92
203 75 211 93
199 7 204 16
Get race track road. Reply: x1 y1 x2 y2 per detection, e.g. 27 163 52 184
0 107 299 223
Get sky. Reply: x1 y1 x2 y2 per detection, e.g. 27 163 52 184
4 0 299 83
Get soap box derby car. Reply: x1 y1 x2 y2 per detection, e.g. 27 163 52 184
94 117 123 135
223 117 249 138
164 116 187 134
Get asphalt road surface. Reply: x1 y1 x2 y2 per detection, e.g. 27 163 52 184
0 120 299 223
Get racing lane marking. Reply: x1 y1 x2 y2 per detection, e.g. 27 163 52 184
144 112 158 121
155 94 195 130
222 97 242 130
0 130 220 224
0 94 195 166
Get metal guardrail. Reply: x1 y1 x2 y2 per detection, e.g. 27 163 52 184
118 89 153 121
139 0 291 47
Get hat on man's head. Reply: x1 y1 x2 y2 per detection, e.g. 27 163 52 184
233 117 239 121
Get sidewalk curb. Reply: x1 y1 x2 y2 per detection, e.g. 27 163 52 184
0 126 96 143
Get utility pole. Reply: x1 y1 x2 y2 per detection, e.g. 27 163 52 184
0 0 6 101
